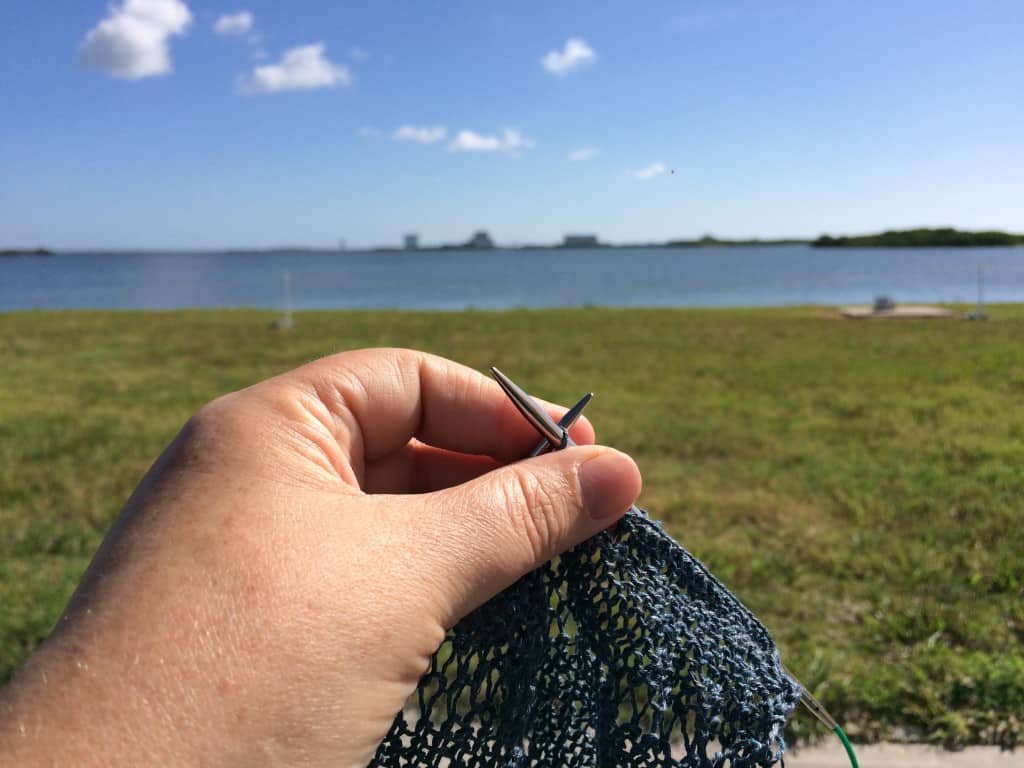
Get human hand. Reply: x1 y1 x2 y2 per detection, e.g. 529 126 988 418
0 348 641 767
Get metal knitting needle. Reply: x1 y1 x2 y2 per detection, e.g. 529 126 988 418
797 687 839 730
492 366 858 765
527 391 593 457
492 367 568 449
777 665 838 729
491 367 642 518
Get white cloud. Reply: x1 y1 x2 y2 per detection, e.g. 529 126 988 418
78 0 192 80
568 147 598 161
244 44 351 93
394 125 447 144
358 125 381 138
213 11 253 36
541 37 596 76
449 128 534 153
632 162 667 180
450 131 501 152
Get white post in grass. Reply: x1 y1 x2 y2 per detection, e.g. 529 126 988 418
977 263 985 316
281 271 294 329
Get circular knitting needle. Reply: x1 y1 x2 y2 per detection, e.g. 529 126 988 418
491 365 860 768
781 670 859 767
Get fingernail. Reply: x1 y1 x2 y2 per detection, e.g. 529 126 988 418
579 449 638 521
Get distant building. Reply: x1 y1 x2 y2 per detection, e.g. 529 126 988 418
404 234 419 250
562 234 599 248
466 230 495 249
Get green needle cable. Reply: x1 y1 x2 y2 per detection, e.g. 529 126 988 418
834 725 860 768
784 667 860 768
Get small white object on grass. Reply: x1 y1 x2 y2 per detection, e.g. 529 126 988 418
277 271 294 329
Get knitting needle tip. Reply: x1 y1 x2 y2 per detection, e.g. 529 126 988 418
491 366 568 448
528 391 593 457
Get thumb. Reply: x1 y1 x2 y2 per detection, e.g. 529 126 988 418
411 445 641 625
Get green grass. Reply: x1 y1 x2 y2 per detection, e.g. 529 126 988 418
2 307 1023 747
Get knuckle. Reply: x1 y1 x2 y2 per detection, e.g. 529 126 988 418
189 393 242 438
178 393 251 458
191 393 234 428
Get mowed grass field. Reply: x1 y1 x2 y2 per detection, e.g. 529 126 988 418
2 307 1023 746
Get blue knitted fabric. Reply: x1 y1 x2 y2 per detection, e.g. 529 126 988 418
370 507 800 767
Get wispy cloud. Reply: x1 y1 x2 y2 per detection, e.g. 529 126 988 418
214 11 263 62
632 162 667 180
213 11 253 36
541 37 596 76
348 47 369 62
449 128 535 153
668 8 739 32
243 44 351 93
568 147 598 161
358 125 381 138
78 0 192 79
394 125 447 144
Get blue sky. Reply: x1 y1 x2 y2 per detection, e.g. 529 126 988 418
1 1 1022 249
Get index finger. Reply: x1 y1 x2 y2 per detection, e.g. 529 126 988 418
264 347 596 466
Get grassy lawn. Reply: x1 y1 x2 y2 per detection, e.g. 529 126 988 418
2 307 1023 746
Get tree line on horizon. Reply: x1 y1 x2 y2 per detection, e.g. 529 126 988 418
812 227 1024 248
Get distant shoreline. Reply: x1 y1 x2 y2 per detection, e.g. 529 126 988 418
8 228 1024 255
0 248 53 257
225 237 811 254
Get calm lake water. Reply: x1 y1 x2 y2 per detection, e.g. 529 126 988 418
2 246 1023 311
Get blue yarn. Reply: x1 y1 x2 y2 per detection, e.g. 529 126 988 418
370 507 800 767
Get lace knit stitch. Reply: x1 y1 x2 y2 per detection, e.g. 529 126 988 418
370 507 800 767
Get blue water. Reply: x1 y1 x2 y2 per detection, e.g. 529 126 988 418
2 246 1022 311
